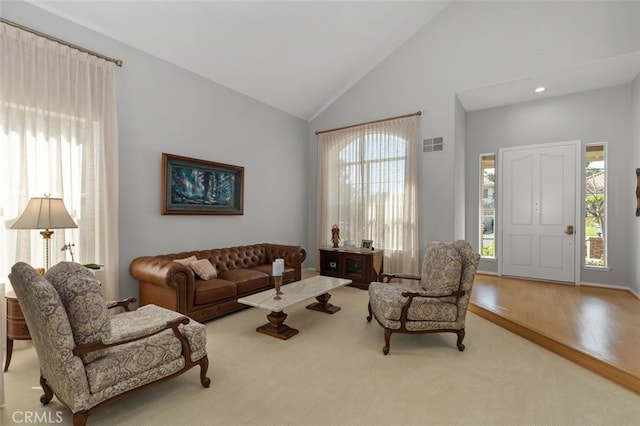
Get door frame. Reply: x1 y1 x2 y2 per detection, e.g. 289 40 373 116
497 140 582 284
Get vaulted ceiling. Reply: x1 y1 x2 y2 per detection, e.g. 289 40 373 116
32 0 451 121
26 1 640 120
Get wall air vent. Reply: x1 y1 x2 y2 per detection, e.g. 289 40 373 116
423 137 443 153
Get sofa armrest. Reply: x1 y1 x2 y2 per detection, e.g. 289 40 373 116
129 256 195 314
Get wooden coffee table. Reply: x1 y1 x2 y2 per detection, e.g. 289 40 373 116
238 275 351 340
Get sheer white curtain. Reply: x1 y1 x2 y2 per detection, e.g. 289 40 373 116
317 115 420 274
0 22 119 300
0 283 4 406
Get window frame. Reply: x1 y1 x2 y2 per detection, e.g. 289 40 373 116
583 142 608 269
336 133 409 251
479 153 496 260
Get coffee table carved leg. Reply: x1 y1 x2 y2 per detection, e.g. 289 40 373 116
306 292 341 314
255 310 299 340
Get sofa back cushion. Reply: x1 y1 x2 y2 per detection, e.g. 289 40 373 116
165 245 268 275
45 261 111 346
207 245 267 273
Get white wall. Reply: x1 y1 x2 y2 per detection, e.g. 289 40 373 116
454 96 466 241
632 75 640 296
309 1 640 273
466 85 633 288
4 1 310 299
6 1 640 292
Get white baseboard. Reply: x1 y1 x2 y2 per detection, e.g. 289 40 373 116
476 270 500 276
581 281 640 299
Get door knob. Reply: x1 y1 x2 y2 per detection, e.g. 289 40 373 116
565 225 574 235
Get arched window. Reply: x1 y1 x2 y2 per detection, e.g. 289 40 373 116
337 133 408 250
317 115 419 274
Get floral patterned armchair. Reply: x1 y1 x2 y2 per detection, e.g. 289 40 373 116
9 261 210 426
367 240 480 355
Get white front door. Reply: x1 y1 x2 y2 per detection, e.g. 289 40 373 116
500 141 579 283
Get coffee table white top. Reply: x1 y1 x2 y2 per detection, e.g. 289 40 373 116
238 275 351 312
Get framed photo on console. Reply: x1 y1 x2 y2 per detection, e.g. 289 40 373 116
162 153 244 215
361 239 373 250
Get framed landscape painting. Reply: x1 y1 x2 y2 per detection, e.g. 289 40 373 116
162 153 244 215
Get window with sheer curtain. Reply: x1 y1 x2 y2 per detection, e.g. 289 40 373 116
317 115 420 274
0 22 119 300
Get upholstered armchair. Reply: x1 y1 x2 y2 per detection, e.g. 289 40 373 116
367 240 480 355
9 261 210 426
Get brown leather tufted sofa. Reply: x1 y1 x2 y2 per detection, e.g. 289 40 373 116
129 243 307 322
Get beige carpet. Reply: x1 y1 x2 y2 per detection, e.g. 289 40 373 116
2 285 639 425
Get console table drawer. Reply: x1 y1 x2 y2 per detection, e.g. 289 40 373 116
5 291 32 371
7 294 30 339
7 317 30 339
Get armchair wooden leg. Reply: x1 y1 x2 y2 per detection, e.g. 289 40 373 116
73 411 89 426
199 356 211 388
456 329 466 351
383 328 393 355
39 374 54 405
366 302 373 322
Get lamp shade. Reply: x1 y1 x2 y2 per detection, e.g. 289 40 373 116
10 197 77 230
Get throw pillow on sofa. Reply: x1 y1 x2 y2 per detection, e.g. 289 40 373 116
173 255 197 266
190 259 218 280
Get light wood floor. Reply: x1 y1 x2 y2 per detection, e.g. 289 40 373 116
469 274 640 396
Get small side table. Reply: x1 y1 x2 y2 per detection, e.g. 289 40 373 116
4 291 31 372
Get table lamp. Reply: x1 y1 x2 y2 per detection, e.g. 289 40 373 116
10 194 78 270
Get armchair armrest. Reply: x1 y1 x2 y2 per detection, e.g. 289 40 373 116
401 290 466 299
73 316 191 357
381 273 421 283
106 297 137 312
397 290 466 327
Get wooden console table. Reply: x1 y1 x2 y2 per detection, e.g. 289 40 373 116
319 247 383 289
5 291 30 371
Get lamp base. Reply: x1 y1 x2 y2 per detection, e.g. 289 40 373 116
40 229 54 270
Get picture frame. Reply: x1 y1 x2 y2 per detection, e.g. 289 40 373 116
361 239 373 250
162 153 244 215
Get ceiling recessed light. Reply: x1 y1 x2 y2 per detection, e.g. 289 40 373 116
535 86 546 93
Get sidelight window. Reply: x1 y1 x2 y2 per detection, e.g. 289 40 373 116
479 154 496 258
584 144 607 267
